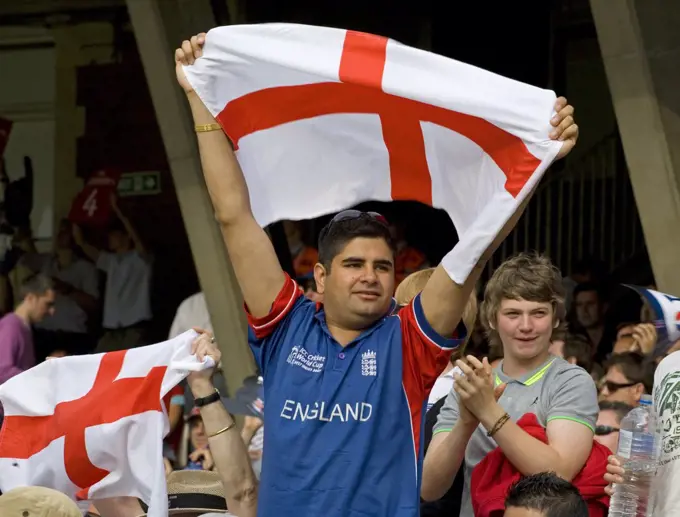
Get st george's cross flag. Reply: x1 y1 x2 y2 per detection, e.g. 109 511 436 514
0 330 212 517
183 23 564 283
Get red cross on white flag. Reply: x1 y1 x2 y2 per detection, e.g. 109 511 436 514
183 24 563 283
0 331 211 517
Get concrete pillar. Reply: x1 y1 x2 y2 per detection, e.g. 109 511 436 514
590 0 680 293
51 26 83 238
126 0 255 395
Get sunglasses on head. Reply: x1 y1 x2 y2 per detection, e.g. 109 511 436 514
600 380 639 393
318 210 389 242
595 425 620 436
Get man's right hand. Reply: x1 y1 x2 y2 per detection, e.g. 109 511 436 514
175 33 206 94
604 455 625 496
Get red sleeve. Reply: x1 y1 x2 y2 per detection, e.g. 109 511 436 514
245 273 303 341
400 293 467 395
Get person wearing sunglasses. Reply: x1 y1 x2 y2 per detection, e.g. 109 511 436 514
594 400 632 454
599 352 655 407
175 33 579 517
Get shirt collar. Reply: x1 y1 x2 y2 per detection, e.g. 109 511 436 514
313 298 398 346
495 355 556 386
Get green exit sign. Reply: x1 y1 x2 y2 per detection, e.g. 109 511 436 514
117 171 161 197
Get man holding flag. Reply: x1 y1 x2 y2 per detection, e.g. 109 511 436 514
175 27 578 517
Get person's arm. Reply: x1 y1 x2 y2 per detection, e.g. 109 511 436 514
67 261 100 314
457 358 597 481
72 224 101 264
0 331 26 384
110 195 149 260
176 34 285 318
421 389 476 501
188 330 258 517
419 98 578 338
92 498 143 517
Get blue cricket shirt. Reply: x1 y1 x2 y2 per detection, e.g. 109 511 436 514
248 274 465 517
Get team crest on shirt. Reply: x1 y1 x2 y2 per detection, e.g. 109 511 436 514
361 350 377 377
286 346 325 373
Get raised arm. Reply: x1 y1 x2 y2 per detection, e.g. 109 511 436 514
176 34 285 317
110 194 149 259
72 224 101 263
419 97 578 337
189 330 258 517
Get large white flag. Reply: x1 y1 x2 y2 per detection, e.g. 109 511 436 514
0 330 211 517
183 23 563 282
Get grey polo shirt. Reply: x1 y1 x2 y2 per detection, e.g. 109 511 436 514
433 355 598 517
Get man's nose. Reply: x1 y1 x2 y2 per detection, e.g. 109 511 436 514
518 315 532 330
360 267 378 282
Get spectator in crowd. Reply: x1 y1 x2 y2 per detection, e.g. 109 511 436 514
20 219 99 359
599 351 654 406
176 33 578 517
0 274 54 385
73 194 152 352
605 347 680 514
423 253 598 517
572 282 611 360
612 321 657 356
162 382 186 468
393 267 478 410
594 400 632 453
550 333 594 373
0 486 82 517
562 257 607 312
504 472 589 517
222 375 265 478
283 220 318 277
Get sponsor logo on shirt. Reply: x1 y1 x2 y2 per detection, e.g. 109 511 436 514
286 346 325 373
280 400 373 422
361 350 377 377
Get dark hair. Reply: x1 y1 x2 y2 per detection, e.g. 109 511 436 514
606 352 656 394
563 334 593 372
505 472 588 517
599 400 634 423
19 274 54 299
317 214 394 271
573 281 605 303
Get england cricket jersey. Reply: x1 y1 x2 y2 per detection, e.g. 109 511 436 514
247 274 465 517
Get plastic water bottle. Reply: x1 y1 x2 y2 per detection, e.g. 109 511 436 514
608 394 659 517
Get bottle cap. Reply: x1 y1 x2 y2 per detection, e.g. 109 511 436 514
639 394 653 406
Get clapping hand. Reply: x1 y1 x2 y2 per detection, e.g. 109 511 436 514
454 356 506 425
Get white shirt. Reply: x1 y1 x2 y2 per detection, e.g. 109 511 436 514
169 292 212 338
652 351 680 515
97 250 152 328
427 366 461 411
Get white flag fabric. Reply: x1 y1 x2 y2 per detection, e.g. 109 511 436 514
0 330 212 517
183 23 563 283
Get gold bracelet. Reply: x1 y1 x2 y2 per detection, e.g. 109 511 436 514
487 412 511 437
195 123 222 132
208 422 236 438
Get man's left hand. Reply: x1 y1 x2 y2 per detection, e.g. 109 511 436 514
551 97 578 160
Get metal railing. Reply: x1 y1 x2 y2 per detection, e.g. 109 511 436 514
484 133 645 280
